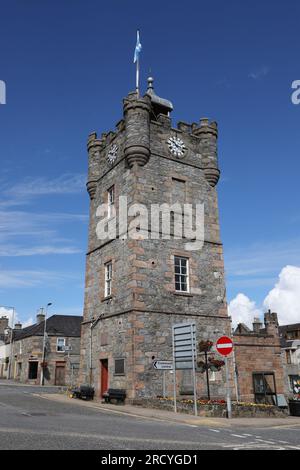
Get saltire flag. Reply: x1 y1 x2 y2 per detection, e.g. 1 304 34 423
134 30 142 63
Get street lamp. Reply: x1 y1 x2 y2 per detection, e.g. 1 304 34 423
0 305 15 380
40 302 52 386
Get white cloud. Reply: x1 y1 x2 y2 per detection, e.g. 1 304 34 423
229 265 300 328
22 317 34 328
0 306 34 329
228 293 262 328
0 211 87 257
0 245 82 256
0 306 15 327
264 265 300 325
0 211 87 237
0 269 80 288
225 239 300 279
1 173 86 207
249 66 269 80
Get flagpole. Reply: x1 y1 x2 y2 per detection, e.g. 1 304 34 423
136 57 139 98
136 32 140 98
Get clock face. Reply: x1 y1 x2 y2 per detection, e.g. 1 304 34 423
167 136 186 157
107 144 118 164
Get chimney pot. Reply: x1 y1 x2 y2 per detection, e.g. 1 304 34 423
36 313 45 324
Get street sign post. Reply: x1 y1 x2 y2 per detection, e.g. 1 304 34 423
172 323 197 416
216 335 233 419
153 360 173 398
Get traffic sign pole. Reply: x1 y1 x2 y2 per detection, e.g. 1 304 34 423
225 356 232 419
216 336 233 419
191 324 197 417
172 329 177 413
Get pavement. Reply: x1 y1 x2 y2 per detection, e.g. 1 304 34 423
0 380 299 450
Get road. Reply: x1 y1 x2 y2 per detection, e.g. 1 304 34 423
0 383 299 450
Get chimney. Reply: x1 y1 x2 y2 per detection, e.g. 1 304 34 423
252 317 262 333
36 313 45 324
264 310 279 335
14 322 22 330
0 316 9 335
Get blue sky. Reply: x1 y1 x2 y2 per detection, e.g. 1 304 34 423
0 0 299 326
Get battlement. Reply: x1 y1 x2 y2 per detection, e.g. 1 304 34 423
177 118 218 138
86 82 221 194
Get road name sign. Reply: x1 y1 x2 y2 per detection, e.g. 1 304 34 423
153 360 173 370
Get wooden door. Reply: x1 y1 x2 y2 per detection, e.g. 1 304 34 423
55 364 66 386
100 359 108 397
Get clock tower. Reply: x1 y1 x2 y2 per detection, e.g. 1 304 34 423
79 78 232 401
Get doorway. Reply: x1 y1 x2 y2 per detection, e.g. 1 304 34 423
100 359 108 397
28 361 38 380
55 363 66 386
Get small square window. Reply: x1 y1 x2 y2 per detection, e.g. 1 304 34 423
115 358 125 375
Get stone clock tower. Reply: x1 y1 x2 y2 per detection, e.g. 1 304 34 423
79 78 231 400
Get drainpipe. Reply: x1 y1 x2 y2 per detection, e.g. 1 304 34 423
89 317 99 386
232 348 239 402
89 322 93 386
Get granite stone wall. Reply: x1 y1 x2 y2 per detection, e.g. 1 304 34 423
80 90 232 399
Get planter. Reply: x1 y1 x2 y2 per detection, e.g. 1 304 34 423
289 400 300 416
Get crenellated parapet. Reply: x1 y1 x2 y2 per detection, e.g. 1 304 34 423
123 92 151 168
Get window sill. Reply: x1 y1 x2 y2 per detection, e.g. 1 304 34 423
174 291 193 297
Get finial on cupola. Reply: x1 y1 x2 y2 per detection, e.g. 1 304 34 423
147 76 154 91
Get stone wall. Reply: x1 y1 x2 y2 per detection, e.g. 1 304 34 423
80 311 233 400
134 397 288 418
11 335 81 386
80 90 232 399
233 313 286 402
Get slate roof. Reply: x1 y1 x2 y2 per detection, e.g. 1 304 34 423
13 315 83 341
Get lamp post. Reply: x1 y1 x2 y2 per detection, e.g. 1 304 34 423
0 305 15 380
40 302 52 386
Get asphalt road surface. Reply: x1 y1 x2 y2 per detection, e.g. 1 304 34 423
0 383 299 450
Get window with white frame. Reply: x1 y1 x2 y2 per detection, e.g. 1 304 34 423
57 337 66 352
107 186 115 218
105 261 112 297
174 256 189 292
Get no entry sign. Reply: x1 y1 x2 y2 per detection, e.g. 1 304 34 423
216 336 233 356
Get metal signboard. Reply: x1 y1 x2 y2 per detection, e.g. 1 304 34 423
172 322 197 416
153 360 173 370
173 322 196 370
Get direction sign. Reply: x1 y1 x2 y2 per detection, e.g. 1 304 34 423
216 336 233 356
153 360 173 370
172 322 197 416
173 323 196 370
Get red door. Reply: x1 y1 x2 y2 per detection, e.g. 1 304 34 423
100 359 108 397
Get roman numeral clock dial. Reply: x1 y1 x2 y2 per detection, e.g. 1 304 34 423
167 136 186 157
107 144 118 164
